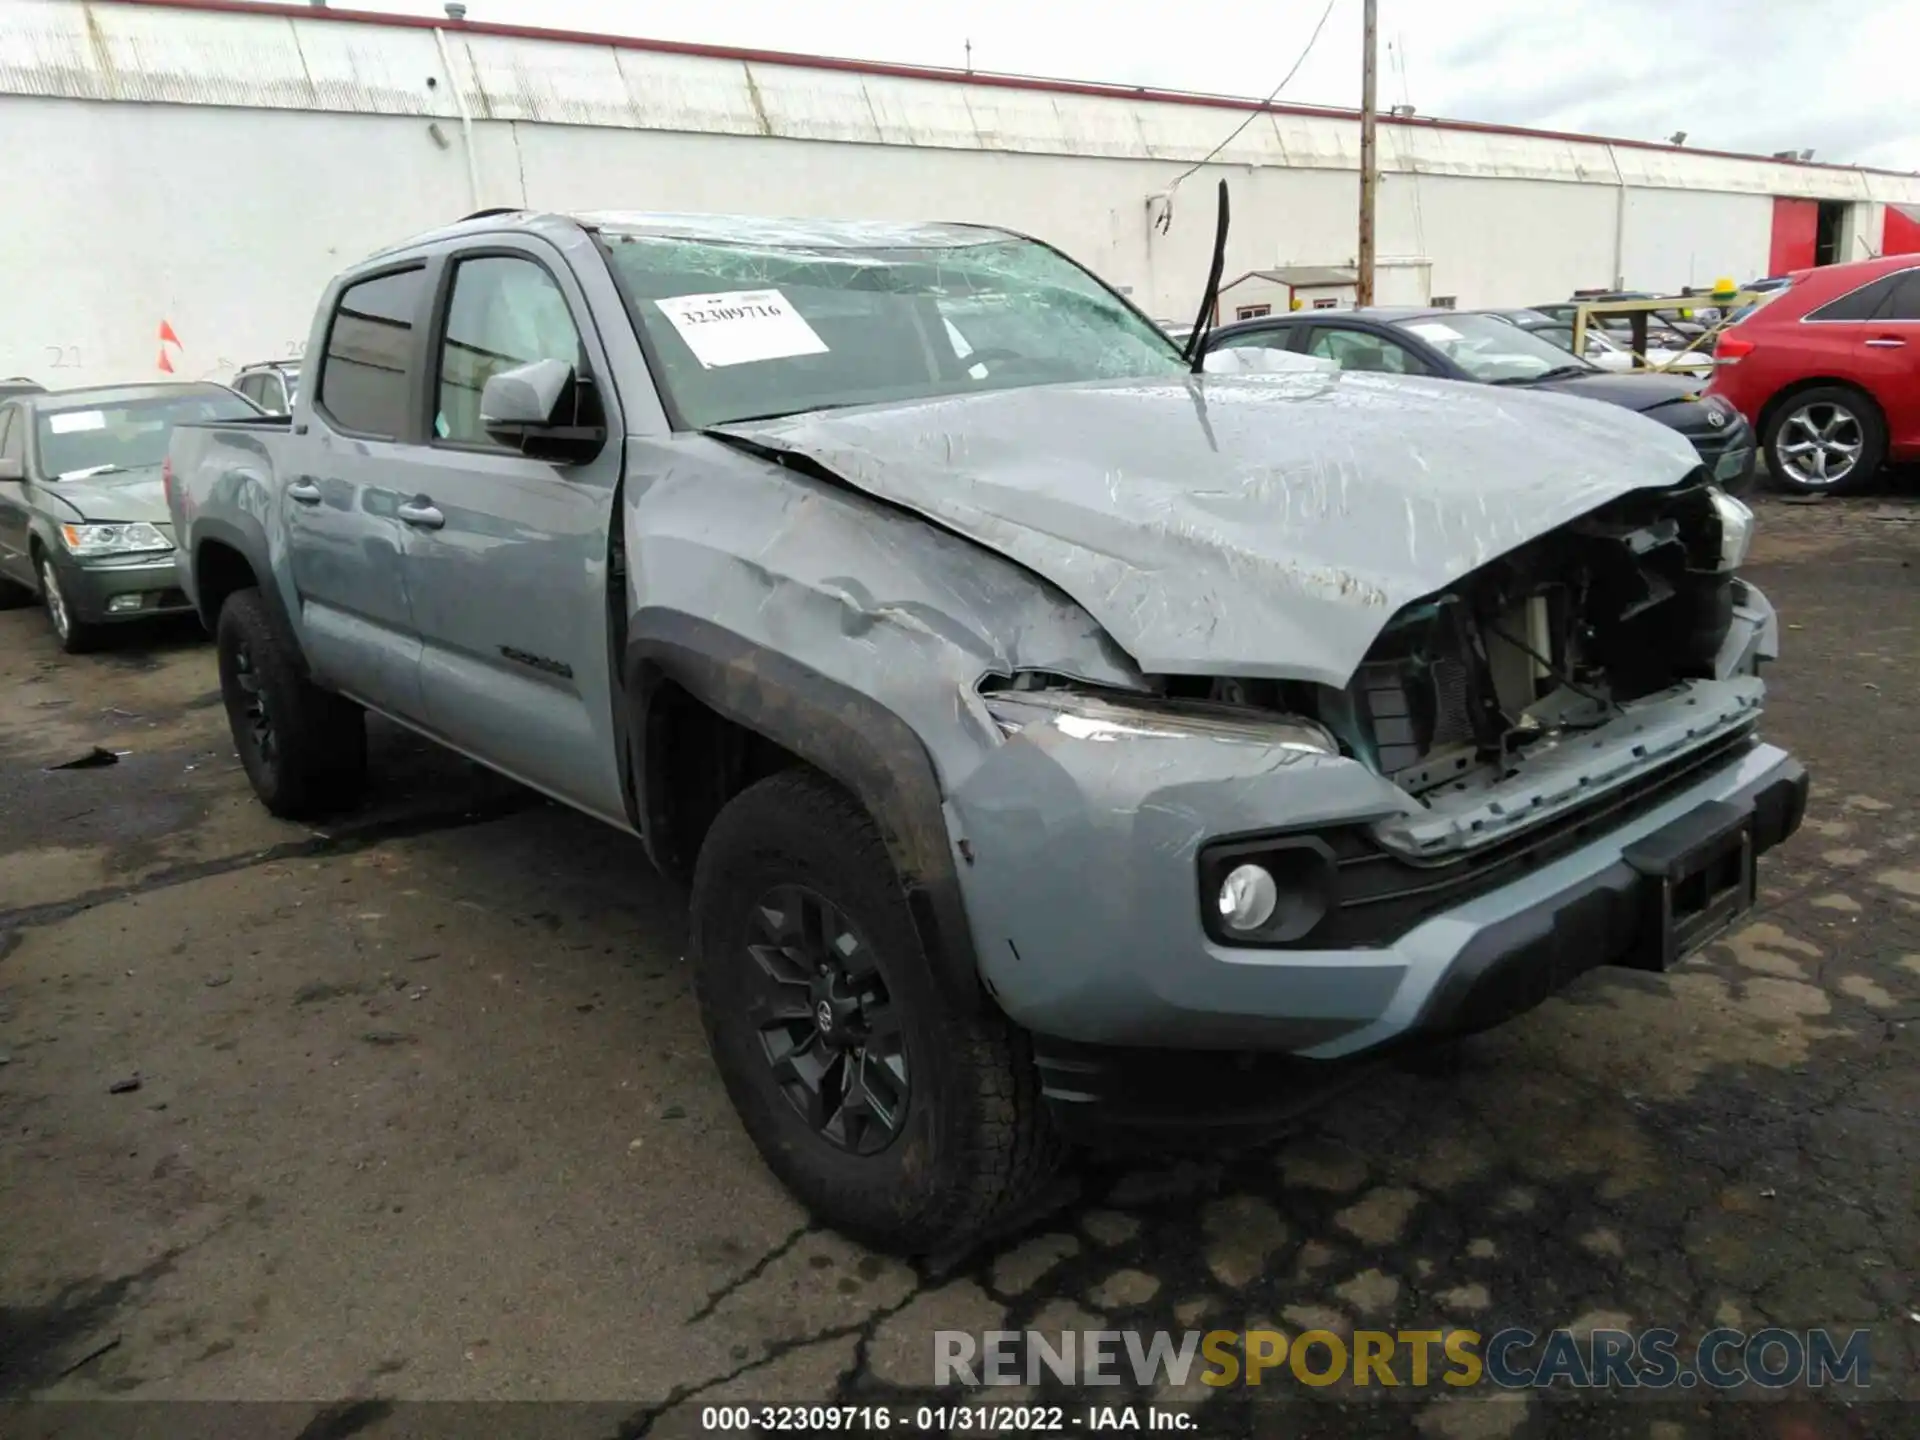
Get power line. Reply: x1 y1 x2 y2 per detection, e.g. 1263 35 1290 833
1161 0 1341 209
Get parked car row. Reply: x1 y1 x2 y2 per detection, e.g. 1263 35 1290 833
142 206 1803 1253
1202 306 1757 491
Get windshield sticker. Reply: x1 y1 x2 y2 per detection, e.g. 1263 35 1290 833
47 410 106 434
653 289 829 368
1403 322 1462 343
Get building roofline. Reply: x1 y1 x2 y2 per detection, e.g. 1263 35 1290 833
107 0 1914 180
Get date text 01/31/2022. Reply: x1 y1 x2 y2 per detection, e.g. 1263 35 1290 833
699 1405 1195 1431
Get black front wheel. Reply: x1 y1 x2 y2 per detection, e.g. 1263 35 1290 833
215 588 367 819
690 769 1060 1254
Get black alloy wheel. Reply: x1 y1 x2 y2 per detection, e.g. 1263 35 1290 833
745 883 910 1156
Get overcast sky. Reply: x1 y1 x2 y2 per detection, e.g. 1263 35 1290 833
269 0 1917 172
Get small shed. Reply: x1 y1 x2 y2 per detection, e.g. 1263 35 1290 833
1216 266 1358 320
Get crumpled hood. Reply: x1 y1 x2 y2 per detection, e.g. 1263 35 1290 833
717 371 1702 688
44 465 167 523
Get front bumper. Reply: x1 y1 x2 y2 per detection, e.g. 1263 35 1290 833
51 551 195 623
1681 414 1757 494
955 715 1803 1049
1016 745 1805 1139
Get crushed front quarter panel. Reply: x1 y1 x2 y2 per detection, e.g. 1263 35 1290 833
718 370 1705 688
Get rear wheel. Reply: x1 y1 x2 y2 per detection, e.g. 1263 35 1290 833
1764 386 1885 495
216 587 366 819
690 768 1061 1254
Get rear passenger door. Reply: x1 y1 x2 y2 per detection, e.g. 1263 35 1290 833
393 242 628 821
286 264 432 720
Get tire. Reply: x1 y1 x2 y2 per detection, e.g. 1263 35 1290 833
215 587 366 819
1763 385 1886 496
690 768 1060 1254
36 552 103 654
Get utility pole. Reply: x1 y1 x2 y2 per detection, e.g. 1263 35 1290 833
1356 0 1378 307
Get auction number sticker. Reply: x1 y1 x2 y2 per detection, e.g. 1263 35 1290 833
47 410 107 434
654 288 829 369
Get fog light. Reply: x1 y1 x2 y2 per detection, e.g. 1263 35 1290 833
1218 864 1279 932
108 594 143 613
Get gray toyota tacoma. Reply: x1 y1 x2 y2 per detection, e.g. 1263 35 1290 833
167 209 1807 1253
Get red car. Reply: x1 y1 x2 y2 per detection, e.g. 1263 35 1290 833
1707 254 1920 494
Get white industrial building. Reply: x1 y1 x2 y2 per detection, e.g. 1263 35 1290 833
3 0 1919 388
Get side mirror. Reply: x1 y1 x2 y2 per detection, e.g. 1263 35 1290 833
0 457 22 482
480 358 606 462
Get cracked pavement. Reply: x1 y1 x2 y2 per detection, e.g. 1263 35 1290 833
0 496 1915 1439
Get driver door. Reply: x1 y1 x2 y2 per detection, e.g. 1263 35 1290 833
392 242 628 822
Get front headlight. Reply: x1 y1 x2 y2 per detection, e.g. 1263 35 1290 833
59 522 171 558
981 685 1340 754
1706 487 1754 571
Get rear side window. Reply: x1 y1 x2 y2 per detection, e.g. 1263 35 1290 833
1880 270 1920 322
1806 272 1905 322
318 266 426 437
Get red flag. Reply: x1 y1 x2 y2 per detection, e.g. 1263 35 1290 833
157 349 174 373
158 320 182 348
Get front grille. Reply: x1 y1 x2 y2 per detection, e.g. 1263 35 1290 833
1684 414 1752 461
1276 725 1758 949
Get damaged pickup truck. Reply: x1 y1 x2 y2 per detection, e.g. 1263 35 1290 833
166 210 1807 1253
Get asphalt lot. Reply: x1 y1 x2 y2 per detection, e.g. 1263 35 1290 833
0 495 1916 1439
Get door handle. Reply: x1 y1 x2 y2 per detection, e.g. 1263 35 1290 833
397 498 445 530
1865 336 1906 348
287 478 322 504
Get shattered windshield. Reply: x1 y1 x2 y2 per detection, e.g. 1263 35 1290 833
601 231 1186 427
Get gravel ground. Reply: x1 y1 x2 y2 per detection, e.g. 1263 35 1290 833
0 494 1915 1439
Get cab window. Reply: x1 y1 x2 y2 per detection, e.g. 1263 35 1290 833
434 255 586 446
318 266 428 439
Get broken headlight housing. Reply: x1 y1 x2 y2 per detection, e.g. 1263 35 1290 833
1706 487 1754 572
981 685 1340 754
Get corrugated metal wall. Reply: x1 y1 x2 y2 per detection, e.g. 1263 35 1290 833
1 0 1914 385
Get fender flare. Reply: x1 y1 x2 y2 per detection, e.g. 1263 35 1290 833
624 609 986 1017
189 515 309 678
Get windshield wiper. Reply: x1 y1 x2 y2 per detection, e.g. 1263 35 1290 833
1181 180 1231 372
1489 365 1591 386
